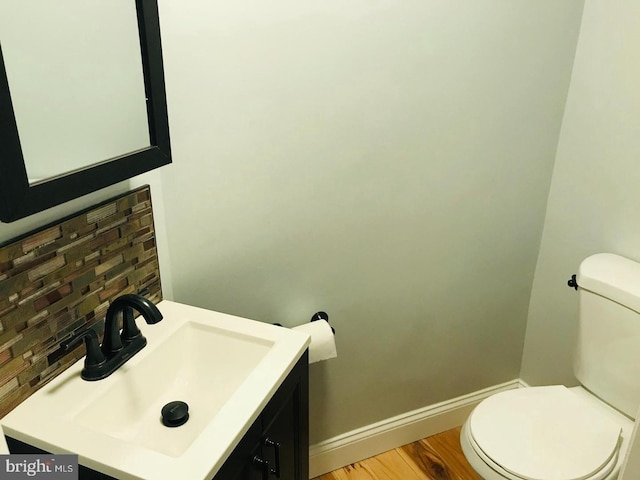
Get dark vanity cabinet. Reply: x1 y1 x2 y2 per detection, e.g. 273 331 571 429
6 351 309 480
213 351 309 480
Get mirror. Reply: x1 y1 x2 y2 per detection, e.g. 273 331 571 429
0 0 171 223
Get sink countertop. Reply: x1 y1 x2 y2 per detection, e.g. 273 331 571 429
1 300 310 480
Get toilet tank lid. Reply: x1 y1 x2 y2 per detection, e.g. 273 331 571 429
578 253 640 313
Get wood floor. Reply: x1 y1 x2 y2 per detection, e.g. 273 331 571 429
312 426 481 480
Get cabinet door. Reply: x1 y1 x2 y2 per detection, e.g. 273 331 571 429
236 450 267 480
261 352 309 480
262 393 296 480
213 420 263 480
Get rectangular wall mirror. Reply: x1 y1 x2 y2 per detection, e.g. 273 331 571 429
0 0 171 223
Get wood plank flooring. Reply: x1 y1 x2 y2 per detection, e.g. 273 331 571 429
312 426 481 480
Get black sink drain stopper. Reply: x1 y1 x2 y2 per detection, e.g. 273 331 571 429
161 400 189 427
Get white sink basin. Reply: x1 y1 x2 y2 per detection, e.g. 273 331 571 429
76 321 273 457
1 301 310 480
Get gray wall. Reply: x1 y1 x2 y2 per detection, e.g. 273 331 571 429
521 0 640 386
158 0 584 442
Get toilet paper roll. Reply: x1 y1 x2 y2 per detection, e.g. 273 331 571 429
291 320 337 364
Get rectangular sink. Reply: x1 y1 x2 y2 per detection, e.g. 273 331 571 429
1 301 310 480
75 322 273 457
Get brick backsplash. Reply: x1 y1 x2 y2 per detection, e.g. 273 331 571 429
0 186 162 417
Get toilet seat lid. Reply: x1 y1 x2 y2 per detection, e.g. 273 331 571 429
469 386 622 480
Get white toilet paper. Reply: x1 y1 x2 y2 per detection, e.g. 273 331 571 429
291 320 337 364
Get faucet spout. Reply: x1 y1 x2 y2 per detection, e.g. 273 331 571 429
102 294 163 355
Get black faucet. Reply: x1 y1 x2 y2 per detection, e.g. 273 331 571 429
101 294 163 355
61 294 163 381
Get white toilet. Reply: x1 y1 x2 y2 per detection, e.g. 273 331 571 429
460 253 640 480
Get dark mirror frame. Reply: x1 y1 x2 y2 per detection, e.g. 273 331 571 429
0 0 171 223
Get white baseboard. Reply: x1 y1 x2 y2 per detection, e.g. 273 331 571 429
309 378 524 478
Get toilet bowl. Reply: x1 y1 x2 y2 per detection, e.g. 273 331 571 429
460 386 634 480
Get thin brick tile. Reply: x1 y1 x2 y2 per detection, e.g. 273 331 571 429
0 357 28 387
95 254 124 276
0 349 11 367
21 226 62 254
0 377 19 399
86 203 118 224
27 255 66 282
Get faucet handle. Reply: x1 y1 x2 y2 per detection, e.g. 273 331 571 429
61 329 107 371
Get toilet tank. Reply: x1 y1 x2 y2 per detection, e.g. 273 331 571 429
575 253 640 419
